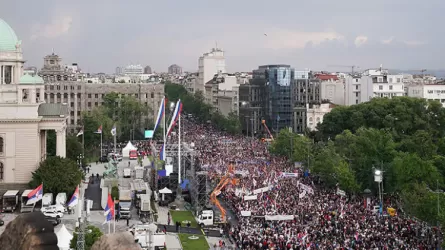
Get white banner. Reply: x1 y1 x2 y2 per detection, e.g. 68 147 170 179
299 183 314 194
281 172 298 178
336 189 346 197
265 215 294 221
244 195 257 201
240 211 251 217
253 186 271 194
299 190 306 199
235 188 244 197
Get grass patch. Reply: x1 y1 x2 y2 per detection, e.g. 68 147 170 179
178 233 209 250
170 210 198 228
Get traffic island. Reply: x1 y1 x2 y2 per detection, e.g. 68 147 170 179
178 233 209 250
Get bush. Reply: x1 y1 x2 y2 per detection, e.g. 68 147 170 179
70 225 103 250
111 186 119 201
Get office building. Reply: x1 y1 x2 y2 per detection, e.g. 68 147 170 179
124 64 144 75
168 64 182 75
39 53 85 82
115 66 122 75
0 18 68 184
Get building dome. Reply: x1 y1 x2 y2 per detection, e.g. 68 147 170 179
0 18 19 52
19 74 44 85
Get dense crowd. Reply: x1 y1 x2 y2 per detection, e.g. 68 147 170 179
171 117 442 249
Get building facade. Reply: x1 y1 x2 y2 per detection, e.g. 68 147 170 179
407 84 445 107
168 64 182 75
124 64 144 75
44 82 164 134
197 48 226 93
204 73 239 116
345 68 405 106
144 65 152 74
302 103 334 131
0 18 68 184
39 53 85 82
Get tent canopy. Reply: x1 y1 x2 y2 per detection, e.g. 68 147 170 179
122 141 138 158
159 187 172 194
56 224 73 249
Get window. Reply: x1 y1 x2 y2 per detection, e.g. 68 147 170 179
151 92 154 98
389 78 393 83
0 137 3 154
389 85 393 90
379 85 383 90
0 162 3 180
397 78 401 83
88 94 92 98
355 79 359 82
95 94 98 98
355 92 359 97
355 85 358 90
64 86 68 90
88 102 91 107
356 99 359 104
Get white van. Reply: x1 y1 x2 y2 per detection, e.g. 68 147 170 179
123 168 131 178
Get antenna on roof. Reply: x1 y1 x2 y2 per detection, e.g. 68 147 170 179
52 48 55 55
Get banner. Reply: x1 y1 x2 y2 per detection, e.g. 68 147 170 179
253 186 271 194
243 195 257 201
235 188 245 197
265 215 294 221
336 189 346 197
280 172 298 178
299 190 306 199
240 211 252 217
299 183 314 194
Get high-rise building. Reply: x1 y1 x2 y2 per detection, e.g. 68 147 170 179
168 64 182 75
197 48 226 93
144 65 152 74
115 66 122 75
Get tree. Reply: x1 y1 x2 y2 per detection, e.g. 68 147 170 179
164 82 242 134
70 225 103 250
66 135 83 162
29 156 83 195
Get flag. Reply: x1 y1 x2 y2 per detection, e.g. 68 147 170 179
94 125 102 134
76 129 83 137
67 186 80 208
159 144 165 161
153 97 166 133
103 194 115 223
111 125 116 136
27 184 43 205
166 99 183 137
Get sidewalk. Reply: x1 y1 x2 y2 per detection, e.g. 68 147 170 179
156 203 170 225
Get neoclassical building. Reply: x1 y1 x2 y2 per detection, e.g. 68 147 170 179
0 18 68 184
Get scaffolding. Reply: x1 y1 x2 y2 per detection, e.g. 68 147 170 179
164 142 208 213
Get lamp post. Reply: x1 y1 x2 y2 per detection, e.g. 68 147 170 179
374 169 383 215
77 154 84 169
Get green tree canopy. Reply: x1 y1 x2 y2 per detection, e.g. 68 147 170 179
29 156 83 195
70 225 103 250
164 82 241 134
66 135 83 162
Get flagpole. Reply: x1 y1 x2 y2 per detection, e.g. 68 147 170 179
82 125 85 157
114 128 117 154
178 113 181 185
163 99 166 160
108 221 111 234
113 200 116 233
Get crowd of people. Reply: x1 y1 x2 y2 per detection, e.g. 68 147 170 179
172 117 442 249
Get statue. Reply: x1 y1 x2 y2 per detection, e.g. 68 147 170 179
103 159 118 178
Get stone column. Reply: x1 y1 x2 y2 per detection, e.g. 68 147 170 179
40 130 47 160
1 65 4 84
56 128 66 158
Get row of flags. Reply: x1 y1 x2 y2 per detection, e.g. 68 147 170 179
26 184 80 207
158 99 183 160
76 125 117 137
28 184 114 223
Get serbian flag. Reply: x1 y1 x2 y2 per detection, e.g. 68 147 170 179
104 194 115 222
154 96 166 133
166 99 183 137
159 144 165 161
67 186 80 208
27 183 43 205
94 125 102 134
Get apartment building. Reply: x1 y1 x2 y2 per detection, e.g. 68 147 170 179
197 48 226 93
204 73 239 116
345 68 404 105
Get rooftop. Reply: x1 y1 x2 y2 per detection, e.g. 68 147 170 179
38 103 69 117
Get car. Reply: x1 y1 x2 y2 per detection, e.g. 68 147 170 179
43 210 64 218
0 219 4 226
41 205 66 214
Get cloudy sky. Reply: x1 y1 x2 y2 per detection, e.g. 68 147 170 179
1 0 443 73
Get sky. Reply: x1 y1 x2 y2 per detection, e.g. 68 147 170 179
1 0 444 74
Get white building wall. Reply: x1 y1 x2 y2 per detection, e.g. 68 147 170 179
407 85 445 107
197 48 226 93
306 103 333 131
320 80 345 105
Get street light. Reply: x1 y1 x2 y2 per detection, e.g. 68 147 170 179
374 169 383 215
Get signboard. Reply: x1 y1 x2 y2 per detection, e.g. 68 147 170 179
144 130 154 138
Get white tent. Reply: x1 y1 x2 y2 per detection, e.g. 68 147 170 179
159 187 172 201
56 224 73 250
122 141 138 158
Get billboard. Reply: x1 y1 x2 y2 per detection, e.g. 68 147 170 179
144 130 154 138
